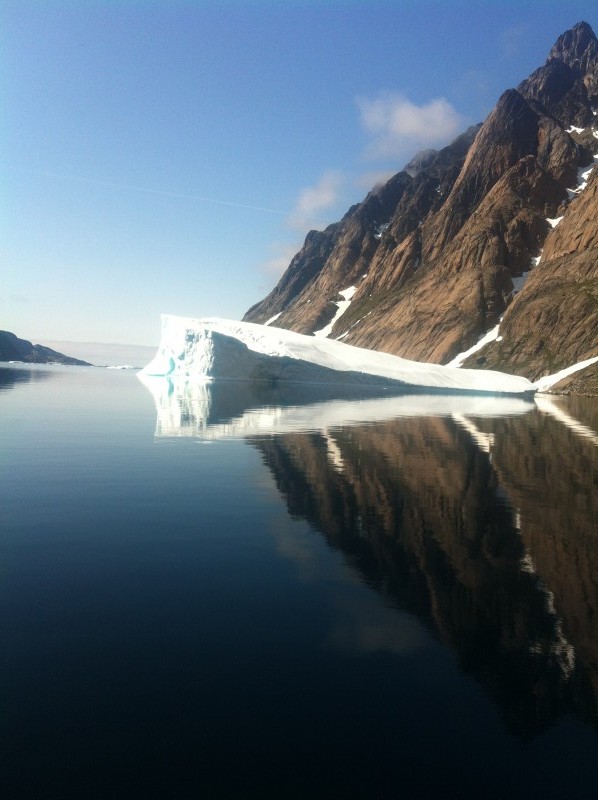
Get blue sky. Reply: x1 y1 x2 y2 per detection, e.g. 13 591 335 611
2 0 596 348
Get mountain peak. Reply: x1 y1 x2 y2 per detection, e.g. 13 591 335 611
547 21 598 72
517 21 598 126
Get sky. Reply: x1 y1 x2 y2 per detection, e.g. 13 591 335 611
2 0 597 353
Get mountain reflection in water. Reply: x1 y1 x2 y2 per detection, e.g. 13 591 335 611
142 377 598 740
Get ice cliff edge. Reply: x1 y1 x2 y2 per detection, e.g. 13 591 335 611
141 315 536 396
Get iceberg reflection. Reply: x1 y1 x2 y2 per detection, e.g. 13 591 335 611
138 374 534 439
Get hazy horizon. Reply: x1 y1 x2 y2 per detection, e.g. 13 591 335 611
38 339 158 368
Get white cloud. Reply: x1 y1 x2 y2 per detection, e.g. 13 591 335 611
286 170 346 231
356 91 465 160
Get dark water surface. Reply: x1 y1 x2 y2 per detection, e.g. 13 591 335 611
2 364 598 798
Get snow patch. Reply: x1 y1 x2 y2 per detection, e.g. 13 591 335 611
313 286 357 338
512 273 529 293
265 312 283 326
511 251 542 295
446 324 501 368
546 216 563 228
566 164 594 198
535 355 598 392
374 223 389 240
566 125 585 134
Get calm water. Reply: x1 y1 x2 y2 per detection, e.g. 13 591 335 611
2 364 598 799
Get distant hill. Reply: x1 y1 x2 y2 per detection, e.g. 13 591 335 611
244 21 598 393
0 331 92 366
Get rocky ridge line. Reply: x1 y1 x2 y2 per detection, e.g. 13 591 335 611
244 22 598 393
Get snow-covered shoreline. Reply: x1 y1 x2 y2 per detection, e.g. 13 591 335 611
141 314 536 396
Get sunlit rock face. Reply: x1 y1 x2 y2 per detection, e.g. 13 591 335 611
243 22 598 391
473 159 598 380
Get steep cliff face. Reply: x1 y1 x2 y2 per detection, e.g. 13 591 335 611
244 22 598 390
466 161 598 379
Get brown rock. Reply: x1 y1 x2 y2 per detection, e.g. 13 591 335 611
472 166 598 381
244 23 598 390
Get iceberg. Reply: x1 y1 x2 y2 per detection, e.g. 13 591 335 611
141 314 536 396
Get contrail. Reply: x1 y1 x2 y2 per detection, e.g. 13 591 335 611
14 167 289 216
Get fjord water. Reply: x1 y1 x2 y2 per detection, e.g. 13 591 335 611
2 365 598 798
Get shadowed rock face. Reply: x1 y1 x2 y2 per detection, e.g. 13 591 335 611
520 20 598 122
251 403 598 738
244 22 598 392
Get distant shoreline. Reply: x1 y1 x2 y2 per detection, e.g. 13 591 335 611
37 340 157 368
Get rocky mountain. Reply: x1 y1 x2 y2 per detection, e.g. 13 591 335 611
244 22 598 392
0 330 92 366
